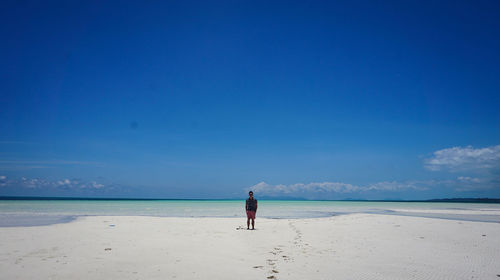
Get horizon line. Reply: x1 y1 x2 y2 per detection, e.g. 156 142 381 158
0 196 499 203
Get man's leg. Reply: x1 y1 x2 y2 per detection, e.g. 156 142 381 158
251 218 255 230
247 218 250 229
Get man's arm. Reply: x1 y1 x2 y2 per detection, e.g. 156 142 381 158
245 200 248 211
255 200 258 212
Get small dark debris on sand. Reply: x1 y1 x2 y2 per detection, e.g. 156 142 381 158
267 276 275 279
104 248 112 251
272 269 279 273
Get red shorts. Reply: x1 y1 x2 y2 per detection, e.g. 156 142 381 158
246 210 256 219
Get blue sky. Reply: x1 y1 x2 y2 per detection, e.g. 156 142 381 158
1 0 499 199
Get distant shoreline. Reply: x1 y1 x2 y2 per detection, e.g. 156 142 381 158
0 196 499 203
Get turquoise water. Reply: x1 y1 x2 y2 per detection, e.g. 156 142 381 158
1 200 500 226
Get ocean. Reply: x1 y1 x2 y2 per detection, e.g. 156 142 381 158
1 199 500 226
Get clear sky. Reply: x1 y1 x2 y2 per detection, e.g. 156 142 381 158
1 0 499 199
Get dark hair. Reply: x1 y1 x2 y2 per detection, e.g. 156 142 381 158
249 191 253 194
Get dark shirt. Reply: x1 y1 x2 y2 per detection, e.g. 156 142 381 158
246 198 257 211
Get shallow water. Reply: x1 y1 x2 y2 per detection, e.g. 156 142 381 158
1 199 499 226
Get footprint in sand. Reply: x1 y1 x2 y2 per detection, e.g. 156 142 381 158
282 255 291 262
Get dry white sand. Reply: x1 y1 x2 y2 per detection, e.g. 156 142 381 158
1 214 499 280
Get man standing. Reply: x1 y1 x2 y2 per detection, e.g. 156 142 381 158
245 191 257 230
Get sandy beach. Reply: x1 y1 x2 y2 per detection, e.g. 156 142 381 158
1 214 499 280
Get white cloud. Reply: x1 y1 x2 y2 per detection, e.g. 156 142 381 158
83 181 105 189
57 179 72 186
366 181 428 191
246 176 497 198
1 176 106 190
250 181 361 196
248 180 427 198
457 176 482 183
425 145 500 171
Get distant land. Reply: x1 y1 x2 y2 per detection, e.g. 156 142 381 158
0 196 499 203
426 198 500 203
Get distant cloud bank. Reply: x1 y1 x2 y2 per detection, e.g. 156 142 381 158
2 145 499 199
246 144 500 199
425 145 500 171
0 176 105 192
247 180 430 199
249 181 426 197
247 177 495 199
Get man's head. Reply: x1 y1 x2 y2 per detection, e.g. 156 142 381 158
248 191 253 198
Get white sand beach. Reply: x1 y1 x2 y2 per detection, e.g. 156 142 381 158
1 214 499 280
